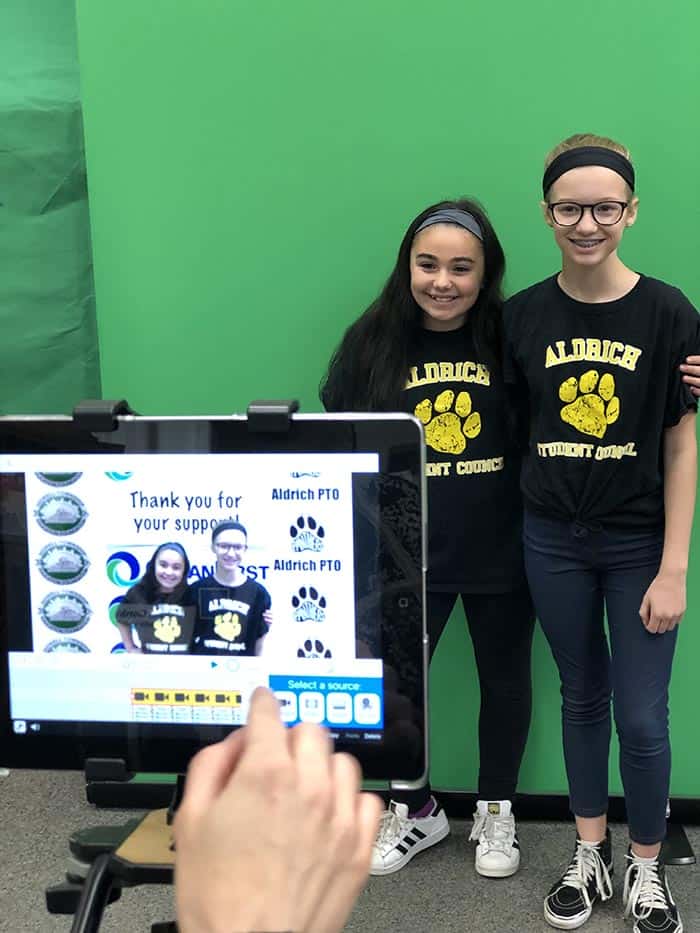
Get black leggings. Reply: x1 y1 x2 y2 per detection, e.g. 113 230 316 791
395 586 535 813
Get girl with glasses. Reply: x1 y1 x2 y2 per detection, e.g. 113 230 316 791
503 133 699 933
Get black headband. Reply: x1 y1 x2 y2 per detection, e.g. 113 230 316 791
542 146 635 197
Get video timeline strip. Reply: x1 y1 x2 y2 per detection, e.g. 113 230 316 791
131 688 242 707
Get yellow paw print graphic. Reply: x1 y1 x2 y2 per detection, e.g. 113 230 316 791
559 370 620 439
214 611 242 642
153 615 182 644
414 389 481 455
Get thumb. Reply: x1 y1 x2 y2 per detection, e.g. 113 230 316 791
639 592 651 625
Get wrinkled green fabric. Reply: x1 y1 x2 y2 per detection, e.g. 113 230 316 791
0 0 100 414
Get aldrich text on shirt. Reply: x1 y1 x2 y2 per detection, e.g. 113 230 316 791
544 338 642 372
406 360 491 389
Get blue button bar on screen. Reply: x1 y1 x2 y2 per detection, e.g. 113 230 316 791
268 675 383 729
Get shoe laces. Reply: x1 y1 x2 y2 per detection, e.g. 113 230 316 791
375 804 409 847
557 840 613 907
469 811 515 853
623 857 670 920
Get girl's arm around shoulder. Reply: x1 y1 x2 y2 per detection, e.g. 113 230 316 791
260 583 273 627
638 412 697 634
667 286 700 397
681 355 700 398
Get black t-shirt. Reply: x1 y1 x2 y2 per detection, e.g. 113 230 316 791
403 324 525 592
190 575 271 656
503 274 700 528
115 582 195 654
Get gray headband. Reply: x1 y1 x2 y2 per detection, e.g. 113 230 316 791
414 208 483 242
153 541 188 563
543 146 635 197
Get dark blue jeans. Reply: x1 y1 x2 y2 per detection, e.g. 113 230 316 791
524 511 678 845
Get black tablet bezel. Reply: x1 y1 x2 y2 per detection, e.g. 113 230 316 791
0 413 427 785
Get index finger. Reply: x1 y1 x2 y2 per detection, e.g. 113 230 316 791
178 727 246 818
240 686 289 763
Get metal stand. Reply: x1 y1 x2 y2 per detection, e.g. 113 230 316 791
46 778 187 932
83 758 175 809
663 802 696 866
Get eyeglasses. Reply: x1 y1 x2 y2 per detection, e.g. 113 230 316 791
547 201 628 227
215 542 246 552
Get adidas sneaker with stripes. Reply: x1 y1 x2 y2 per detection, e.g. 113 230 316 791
470 799 520 877
370 797 521 877
370 799 450 875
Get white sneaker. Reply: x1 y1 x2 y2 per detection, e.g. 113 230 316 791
469 799 520 878
370 798 450 875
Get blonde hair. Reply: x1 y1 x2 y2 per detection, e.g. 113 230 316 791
544 133 632 170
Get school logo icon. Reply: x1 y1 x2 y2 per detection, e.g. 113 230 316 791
153 616 182 643
414 389 481 455
559 370 620 439
214 612 242 642
106 551 141 587
35 472 82 487
291 586 327 622
290 515 325 552
37 543 90 585
39 591 91 634
35 493 88 536
290 471 320 479
297 638 332 659
44 637 90 653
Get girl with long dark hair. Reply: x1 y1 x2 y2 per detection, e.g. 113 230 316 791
322 198 534 879
116 541 193 654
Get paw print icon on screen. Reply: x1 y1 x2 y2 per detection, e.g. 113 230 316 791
559 370 620 439
297 638 332 659
291 586 327 622
414 389 481 455
290 515 325 552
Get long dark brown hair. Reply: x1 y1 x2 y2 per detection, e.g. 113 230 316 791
320 197 506 411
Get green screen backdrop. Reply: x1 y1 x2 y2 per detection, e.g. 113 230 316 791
75 0 700 796
0 0 99 413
